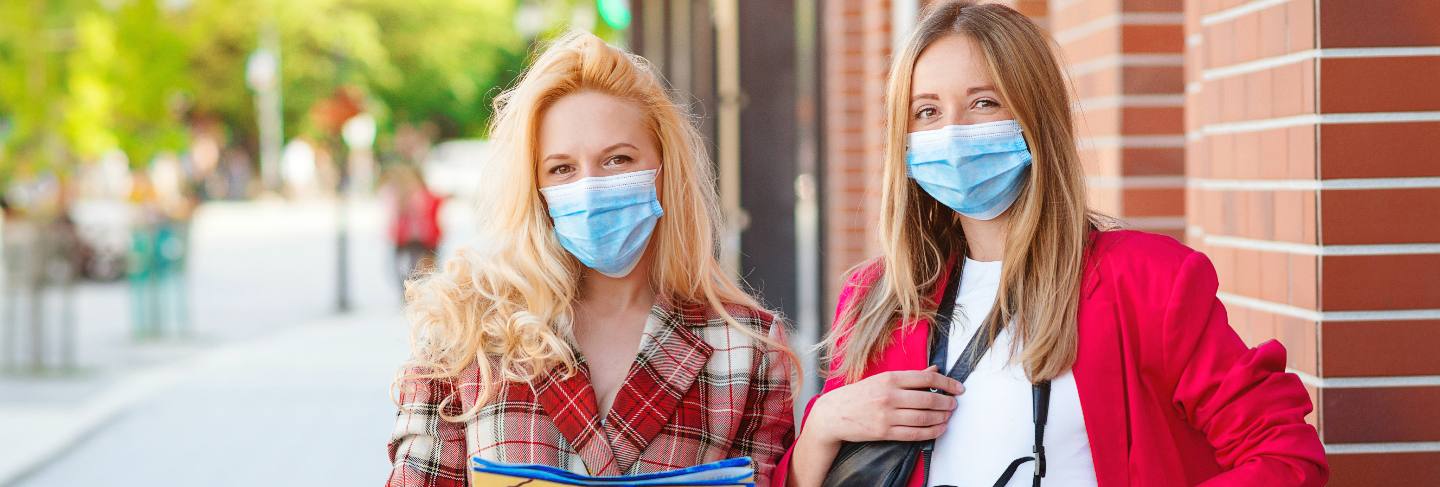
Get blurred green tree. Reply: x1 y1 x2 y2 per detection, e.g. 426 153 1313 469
1 0 617 188
1 0 191 183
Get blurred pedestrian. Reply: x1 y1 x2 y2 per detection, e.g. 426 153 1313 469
126 165 193 339
380 163 443 296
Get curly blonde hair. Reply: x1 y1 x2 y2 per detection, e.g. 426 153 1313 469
398 31 795 420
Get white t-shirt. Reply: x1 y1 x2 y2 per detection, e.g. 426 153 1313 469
927 258 1098 487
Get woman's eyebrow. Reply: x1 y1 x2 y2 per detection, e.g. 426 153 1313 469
968 85 997 95
541 153 571 164
601 142 639 153
911 93 940 102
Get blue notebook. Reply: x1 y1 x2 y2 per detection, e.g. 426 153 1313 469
469 456 755 486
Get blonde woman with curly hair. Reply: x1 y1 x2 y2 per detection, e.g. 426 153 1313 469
387 32 797 486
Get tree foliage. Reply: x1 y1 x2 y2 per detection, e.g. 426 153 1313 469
0 0 618 186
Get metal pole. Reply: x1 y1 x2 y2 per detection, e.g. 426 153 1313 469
256 23 284 192
336 141 350 313
713 0 745 276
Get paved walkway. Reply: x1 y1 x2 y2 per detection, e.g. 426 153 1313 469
9 309 409 486
0 198 475 486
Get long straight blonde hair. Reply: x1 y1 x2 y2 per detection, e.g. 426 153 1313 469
824 1 1104 383
401 31 794 420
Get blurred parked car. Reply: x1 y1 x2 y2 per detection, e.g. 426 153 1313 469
421 139 489 200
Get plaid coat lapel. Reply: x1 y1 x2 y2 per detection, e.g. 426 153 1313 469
601 302 714 474
534 363 620 476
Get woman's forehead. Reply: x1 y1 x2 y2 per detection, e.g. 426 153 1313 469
911 35 994 96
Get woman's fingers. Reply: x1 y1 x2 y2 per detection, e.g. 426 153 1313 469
884 424 948 442
888 408 951 427
884 369 965 396
886 389 957 411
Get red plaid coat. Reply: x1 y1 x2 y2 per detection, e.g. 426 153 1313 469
387 301 796 487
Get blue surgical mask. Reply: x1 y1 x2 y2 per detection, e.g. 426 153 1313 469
905 119 1033 220
540 169 663 277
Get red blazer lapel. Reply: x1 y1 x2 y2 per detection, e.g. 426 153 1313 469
534 363 620 476
866 256 959 377
1073 243 1131 487
603 302 714 473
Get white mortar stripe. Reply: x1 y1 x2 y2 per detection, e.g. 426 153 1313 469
1087 175 1187 189
1190 177 1440 191
1203 235 1440 256
1080 135 1187 149
1205 236 1320 255
1219 292 1324 321
1200 0 1289 26
1054 12 1185 44
1323 112 1440 124
1202 47 1440 81
1051 0 1082 12
1203 50 1316 80
1201 114 1319 134
1326 442 1440 454
1077 94 1186 110
1121 216 1187 229
1291 369 1440 389
1200 112 1440 135
1186 33 1203 47
1068 54 1184 78
1218 292 1440 322
1324 46 1440 58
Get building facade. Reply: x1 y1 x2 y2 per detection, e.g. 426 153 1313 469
629 1 1440 484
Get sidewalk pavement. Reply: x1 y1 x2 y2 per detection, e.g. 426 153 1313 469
1 309 410 486
0 198 476 486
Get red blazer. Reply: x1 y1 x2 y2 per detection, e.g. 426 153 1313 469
775 230 1328 486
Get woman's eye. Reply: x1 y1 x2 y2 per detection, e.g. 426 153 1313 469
973 98 1000 109
604 155 633 167
914 106 938 120
550 164 574 176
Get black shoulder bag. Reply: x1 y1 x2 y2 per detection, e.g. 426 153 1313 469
821 265 1053 487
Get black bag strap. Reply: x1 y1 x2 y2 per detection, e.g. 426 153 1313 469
921 262 1053 487
927 263 967 374
988 381 1051 487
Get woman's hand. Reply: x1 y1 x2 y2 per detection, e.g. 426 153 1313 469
809 365 963 444
786 366 963 487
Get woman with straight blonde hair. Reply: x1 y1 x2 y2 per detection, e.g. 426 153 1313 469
776 2 1326 486
387 31 796 486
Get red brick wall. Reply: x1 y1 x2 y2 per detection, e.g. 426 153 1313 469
1054 0 1188 239
821 0 892 314
1187 1 1440 484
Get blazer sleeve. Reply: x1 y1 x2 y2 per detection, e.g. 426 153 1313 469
1161 251 1329 486
733 319 799 486
387 369 469 487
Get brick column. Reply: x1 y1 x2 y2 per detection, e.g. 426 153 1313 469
1052 0 1188 239
821 0 893 313
990 0 1050 28
1187 1 1440 484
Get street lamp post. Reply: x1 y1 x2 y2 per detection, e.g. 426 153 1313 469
342 113 377 197
245 23 284 193
335 112 375 315
311 85 362 314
